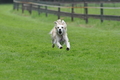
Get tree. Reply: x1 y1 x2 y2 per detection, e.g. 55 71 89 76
0 0 13 3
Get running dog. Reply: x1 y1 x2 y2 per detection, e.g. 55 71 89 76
49 19 70 50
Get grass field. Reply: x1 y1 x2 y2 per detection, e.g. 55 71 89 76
0 4 120 80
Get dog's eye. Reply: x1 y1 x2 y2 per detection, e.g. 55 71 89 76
57 27 59 28
62 27 63 28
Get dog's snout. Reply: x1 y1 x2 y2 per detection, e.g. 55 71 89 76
58 29 62 34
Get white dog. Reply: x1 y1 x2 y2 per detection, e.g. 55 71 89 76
49 19 70 50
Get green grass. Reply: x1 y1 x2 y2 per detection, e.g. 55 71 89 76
0 4 120 80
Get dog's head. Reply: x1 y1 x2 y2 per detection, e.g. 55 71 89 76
54 19 67 35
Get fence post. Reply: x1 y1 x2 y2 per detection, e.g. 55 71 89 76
58 4 60 19
84 2 88 24
45 6 48 17
17 3 19 11
38 5 41 15
13 2 16 10
71 3 74 21
29 4 32 14
22 3 24 13
100 3 104 23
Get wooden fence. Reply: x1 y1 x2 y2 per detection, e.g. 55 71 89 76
13 0 120 23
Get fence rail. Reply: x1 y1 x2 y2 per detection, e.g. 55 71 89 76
13 0 120 23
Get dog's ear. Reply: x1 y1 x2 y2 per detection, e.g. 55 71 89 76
54 21 58 25
62 20 67 27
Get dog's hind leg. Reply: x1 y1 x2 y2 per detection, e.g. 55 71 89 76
52 39 56 48
52 44 55 48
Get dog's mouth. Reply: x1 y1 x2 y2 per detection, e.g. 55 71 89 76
59 30 62 34
59 31 62 34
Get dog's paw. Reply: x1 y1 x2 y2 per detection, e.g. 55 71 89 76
66 48 70 51
60 47 63 49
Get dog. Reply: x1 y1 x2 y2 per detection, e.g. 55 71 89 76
49 19 70 50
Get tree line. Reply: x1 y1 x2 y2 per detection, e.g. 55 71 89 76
0 0 13 3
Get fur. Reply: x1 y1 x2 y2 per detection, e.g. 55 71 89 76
49 19 70 50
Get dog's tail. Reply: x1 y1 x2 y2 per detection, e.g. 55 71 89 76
49 30 52 34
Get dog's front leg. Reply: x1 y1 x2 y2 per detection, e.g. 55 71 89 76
66 41 70 50
56 36 62 49
64 36 70 50
56 41 62 49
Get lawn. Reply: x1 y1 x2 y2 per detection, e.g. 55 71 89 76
0 4 120 80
